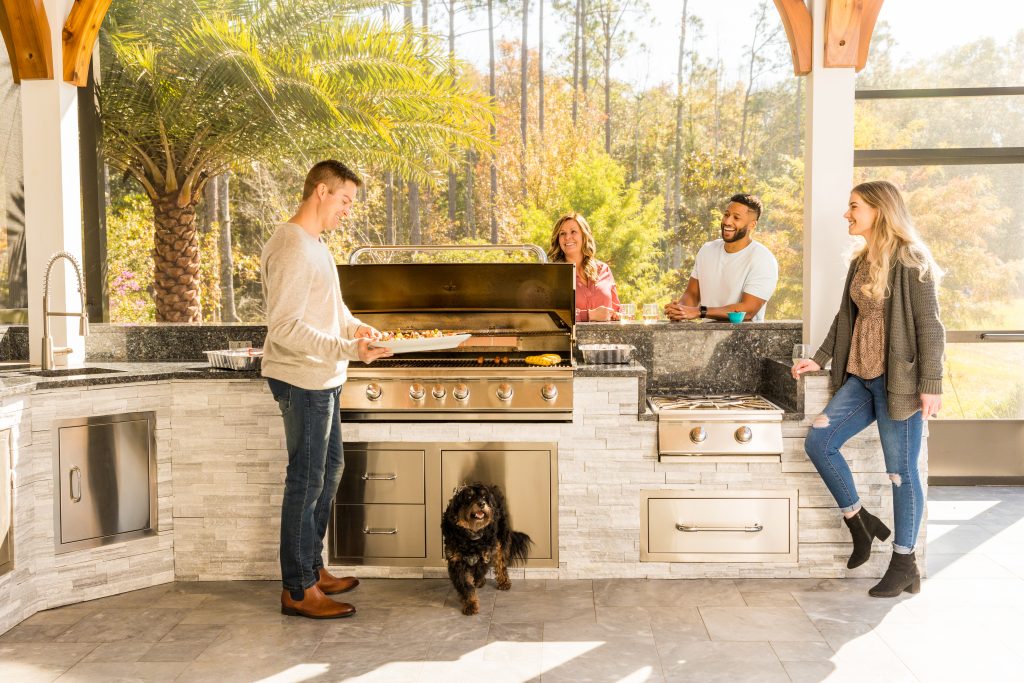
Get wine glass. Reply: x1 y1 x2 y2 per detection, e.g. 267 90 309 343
792 344 813 365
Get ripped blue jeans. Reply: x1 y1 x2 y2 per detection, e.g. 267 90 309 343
804 374 924 553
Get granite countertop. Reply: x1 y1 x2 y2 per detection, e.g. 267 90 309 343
573 359 647 378
0 362 261 398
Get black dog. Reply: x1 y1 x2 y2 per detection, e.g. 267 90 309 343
441 482 532 615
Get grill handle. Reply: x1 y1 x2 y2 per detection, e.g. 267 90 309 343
675 522 763 533
347 244 548 264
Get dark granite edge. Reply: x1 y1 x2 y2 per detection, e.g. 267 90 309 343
0 362 262 392
579 320 802 330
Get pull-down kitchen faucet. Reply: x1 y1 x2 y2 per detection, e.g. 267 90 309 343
41 251 89 370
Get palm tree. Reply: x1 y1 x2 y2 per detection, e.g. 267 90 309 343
99 0 493 321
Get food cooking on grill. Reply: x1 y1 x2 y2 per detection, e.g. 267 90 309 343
378 329 444 341
526 354 562 366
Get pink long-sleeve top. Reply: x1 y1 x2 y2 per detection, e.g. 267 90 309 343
574 260 621 322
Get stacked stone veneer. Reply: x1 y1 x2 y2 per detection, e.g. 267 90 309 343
1 373 926 633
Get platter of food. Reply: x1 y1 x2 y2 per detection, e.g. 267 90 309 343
370 330 471 353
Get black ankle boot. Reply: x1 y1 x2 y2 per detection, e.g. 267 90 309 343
843 508 891 569
869 551 921 597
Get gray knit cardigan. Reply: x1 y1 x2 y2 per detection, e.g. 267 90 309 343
812 255 945 421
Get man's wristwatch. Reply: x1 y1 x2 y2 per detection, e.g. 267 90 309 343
699 305 708 319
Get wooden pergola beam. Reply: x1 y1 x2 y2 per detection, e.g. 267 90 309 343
62 0 112 86
0 0 53 83
773 0 813 75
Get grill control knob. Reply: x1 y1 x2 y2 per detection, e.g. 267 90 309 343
689 427 707 444
365 383 383 401
431 384 446 399
541 383 558 401
496 383 514 401
453 383 470 401
735 426 753 444
409 383 426 401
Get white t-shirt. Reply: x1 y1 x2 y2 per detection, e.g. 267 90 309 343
691 239 779 321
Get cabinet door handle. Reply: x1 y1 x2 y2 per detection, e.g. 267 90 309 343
361 473 397 481
69 466 83 503
363 527 398 535
676 522 763 533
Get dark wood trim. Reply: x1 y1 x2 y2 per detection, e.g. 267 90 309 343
857 86 1024 99
0 0 53 82
854 148 1024 166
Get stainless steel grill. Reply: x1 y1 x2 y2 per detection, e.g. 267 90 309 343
337 253 576 421
650 393 784 460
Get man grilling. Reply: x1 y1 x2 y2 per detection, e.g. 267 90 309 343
665 193 779 322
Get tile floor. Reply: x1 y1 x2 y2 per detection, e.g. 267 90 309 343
3 486 1024 682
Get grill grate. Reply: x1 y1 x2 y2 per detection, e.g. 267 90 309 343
650 394 780 411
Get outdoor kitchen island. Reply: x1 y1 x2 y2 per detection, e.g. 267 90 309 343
0 320 925 636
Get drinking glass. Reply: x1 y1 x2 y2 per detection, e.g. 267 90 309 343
619 303 636 322
792 344 813 365
642 303 659 323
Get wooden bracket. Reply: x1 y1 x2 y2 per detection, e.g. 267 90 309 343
774 0 813 76
0 0 53 83
63 0 112 86
825 0 861 68
857 0 883 72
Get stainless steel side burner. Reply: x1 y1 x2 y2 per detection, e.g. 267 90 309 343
649 393 784 461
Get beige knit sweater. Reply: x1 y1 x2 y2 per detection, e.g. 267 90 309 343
260 222 364 390
813 254 945 421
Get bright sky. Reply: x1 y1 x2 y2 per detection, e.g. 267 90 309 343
447 0 1024 90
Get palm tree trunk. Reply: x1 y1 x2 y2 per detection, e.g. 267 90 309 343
219 173 236 322
152 193 201 322
538 0 545 135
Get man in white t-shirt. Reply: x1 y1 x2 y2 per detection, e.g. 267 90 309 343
665 193 779 322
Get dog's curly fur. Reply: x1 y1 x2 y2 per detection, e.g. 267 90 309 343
442 482 532 615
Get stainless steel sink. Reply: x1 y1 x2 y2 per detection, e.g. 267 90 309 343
23 367 125 377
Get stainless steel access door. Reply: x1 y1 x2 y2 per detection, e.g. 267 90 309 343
53 412 157 553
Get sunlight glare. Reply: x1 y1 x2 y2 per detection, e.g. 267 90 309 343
255 664 330 683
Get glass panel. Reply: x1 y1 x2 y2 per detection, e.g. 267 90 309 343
941 342 1024 419
853 165 1024 331
857 1 1024 89
855 96 1024 149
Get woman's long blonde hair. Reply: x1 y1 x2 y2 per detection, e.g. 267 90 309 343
852 180 943 299
548 212 599 282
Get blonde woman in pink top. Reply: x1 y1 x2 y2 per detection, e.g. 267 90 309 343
547 213 621 322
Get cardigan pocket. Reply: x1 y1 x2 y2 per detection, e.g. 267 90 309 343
887 356 918 395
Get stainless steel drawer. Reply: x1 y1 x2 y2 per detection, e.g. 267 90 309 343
641 490 797 562
336 449 425 504
332 504 426 560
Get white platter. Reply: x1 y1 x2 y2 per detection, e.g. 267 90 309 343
370 333 471 354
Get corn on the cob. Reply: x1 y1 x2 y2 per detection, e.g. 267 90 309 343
525 354 561 366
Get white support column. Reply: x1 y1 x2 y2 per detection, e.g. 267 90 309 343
21 0 86 367
803 0 856 347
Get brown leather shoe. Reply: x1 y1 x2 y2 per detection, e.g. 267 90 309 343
281 584 356 619
317 567 359 595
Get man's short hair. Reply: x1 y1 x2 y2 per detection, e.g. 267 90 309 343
728 193 763 220
302 160 363 199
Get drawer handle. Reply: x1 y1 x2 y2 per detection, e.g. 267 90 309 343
363 527 398 535
676 522 763 533
69 466 83 503
361 473 397 481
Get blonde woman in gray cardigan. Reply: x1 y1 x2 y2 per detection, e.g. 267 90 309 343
792 180 944 598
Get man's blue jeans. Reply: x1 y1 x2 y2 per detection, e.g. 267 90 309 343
804 374 924 553
267 379 345 596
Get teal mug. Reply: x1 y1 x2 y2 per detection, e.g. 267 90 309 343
727 311 745 323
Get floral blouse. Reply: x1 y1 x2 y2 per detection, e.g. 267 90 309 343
574 261 621 322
